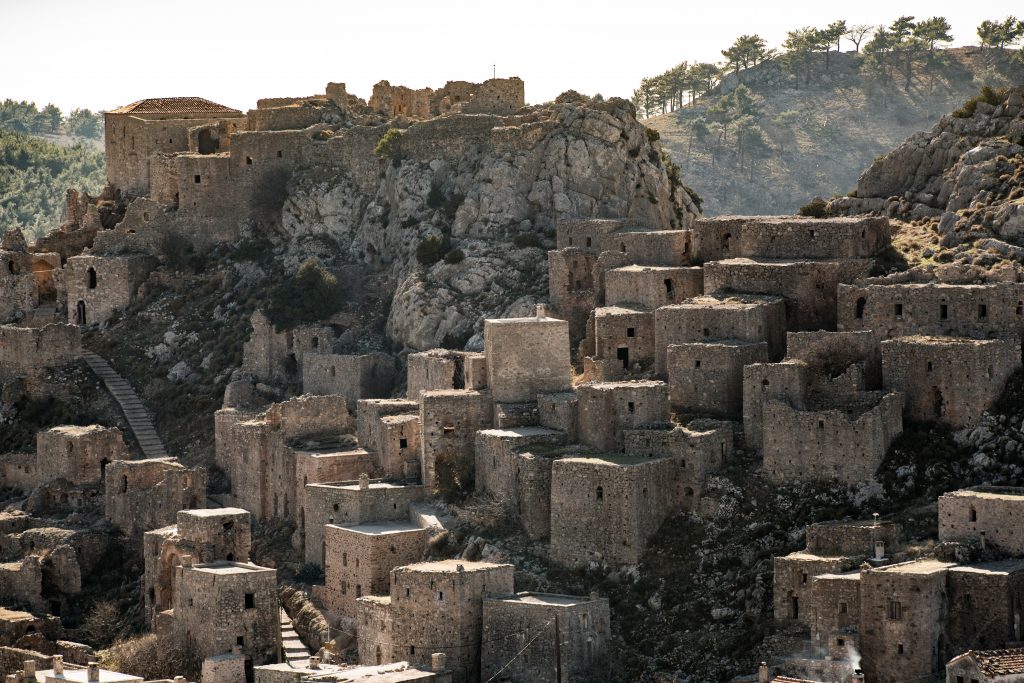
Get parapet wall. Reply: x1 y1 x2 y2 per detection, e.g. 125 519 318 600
0 324 81 378
693 216 891 262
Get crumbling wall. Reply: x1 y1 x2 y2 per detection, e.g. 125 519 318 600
576 381 669 452
665 341 769 418
35 426 127 486
301 353 397 408
692 216 890 262
104 458 207 540
65 255 157 326
603 265 702 310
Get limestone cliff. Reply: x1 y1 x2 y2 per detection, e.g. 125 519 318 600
280 94 697 350
832 85 1024 270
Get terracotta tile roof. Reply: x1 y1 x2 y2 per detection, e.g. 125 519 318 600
108 97 241 115
969 649 1024 677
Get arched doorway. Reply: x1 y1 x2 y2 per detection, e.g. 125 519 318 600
87 267 97 289
75 301 86 325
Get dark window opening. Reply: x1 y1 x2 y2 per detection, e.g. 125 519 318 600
894 303 903 317
596 486 603 501
276 150 283 158
586 237 592 247
121 475 128 493
244 593 255 609
399 438 408 449
940 304 948 320
664 279 674 298
627 401 635 413
237 636 245 646
979 303 988 319
970 507 977 522
617 347 629 370
194 175 201 184
246 156 253 165
897 643 904 654
694 359 701 368
626 327 635 338
87 267 97 289
443 424 455 434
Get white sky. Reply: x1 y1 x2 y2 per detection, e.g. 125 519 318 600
1 0 1019 113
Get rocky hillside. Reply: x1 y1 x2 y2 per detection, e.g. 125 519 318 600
831 84 1024 271
645 47 1024 216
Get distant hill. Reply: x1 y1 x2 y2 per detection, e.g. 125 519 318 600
0 130 105 240
645 47 1024 216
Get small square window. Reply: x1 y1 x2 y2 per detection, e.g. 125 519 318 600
897 643 904 654
627 401 635 413
276 150 283 158
626 327 635 338
839 601 847 614
246 156 253 165
236 636 244 646
400 438 408 449
894 303 903 317
694 360 701 369
194 175 201 184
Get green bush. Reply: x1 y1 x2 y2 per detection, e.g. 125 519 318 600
512 233 542 248
416 234 451 266
798 197 828 218
953 85 1008 119
645 126 661 142
374 128 405 165
266 257 346 330
443 248 464 264
295 562 325 584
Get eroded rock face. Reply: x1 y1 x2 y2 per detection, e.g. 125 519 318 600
282 96 697 349
832 87 1024 264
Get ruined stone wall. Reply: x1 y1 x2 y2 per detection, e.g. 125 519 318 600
555 219 627 250
457 77 525 115
301 353 397 407
407 351 486 398
214 409 270 518
837 282 1024 341
772 553 852 626
703 258 873 332
473 428 565 502
484 317 571 403
592 307 654 371
603 265 702 310
665 341 768 418
938 488 1024 554
762 392 905 484
786 330 882 390
303 482 427 566
623 421 731 512
0 557 43 613
173 561 280 665
946 563 1024 652
0 454 37 491
692 216 891 262
880 336 1020 427
537 392 578 442
550 457 676 566
548 249 597 342
65 255 156 326
859 562 952 683
419 390 493 490
375 415 421 480
35 426 127 486
293 446 376 549
576 381 669 452
0 250 36 322
481 594 610 683
247 104 324 132
654 295 786 374
810 573 861 658
357 399 419 459
742 361 809 450
806 521 900 558
0 324 80 379
320 523 427 620
104 458 207 540
599 230 692 267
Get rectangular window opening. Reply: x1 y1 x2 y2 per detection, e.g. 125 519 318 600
244 593 255 609
194 175 201 184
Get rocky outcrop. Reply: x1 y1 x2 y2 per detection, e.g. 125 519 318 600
281 95 697 350
831 86 1024 267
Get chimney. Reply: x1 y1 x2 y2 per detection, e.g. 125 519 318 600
52 655 63 676
535 304 548 319
22 661 36 679
431 653 447 672
358 473 370 490
853 669 865 683
757 662 769 683
87 662 99 683
872 512 879 526
308 656 320 670
174 677 186 683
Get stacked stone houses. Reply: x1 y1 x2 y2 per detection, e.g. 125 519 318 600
4 77 1024 682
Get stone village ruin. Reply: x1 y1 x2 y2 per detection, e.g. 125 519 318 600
1 74 1024 683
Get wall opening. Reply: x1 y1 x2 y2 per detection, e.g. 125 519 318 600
75 300 86 325
87 267 97 289
664 279 674 299
929 386 944 419
626 327 636 338
194 175 201 184
617 347 629 369
197 129 219 154
244 593 255 609
979 303 988 319
894 303 903 317
596 486 603 501
940 304 948 320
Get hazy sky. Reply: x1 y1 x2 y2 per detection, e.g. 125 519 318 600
1 0 1019 113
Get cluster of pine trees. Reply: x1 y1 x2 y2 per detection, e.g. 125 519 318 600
0 99 103 139
633 15 1023 118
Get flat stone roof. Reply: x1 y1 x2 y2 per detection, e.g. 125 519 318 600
485 316 564 325
611 264 701 273
942 487 1024 500
489 591 601 606
884 335 1007 347
259 659 438 681
398 559 512 574
595 305 651 316
477 426 563 439
579 379 666 390
294 447 370 459
181 507 248 518
559 454 663 467
34 668 141 683
380 414 419 424
815 571 862 582
310 481 411 491
873 558 955 575
0 607 35 621
189 560 274 575
332 521 424 536
667 293 784 309
811 519 897 528
710 257 867 267
951 560 1024 576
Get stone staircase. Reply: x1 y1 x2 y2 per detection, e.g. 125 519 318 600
280 609 311 663
82 351 168 459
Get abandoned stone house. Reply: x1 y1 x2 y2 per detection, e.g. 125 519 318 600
772 489 1024 683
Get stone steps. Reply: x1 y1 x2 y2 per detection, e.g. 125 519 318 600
82 351 169 459
280 609 310 663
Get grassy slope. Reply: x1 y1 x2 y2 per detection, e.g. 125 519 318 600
645 47 1024 216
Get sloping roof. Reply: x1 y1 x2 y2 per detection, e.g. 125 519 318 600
969 649 1024 677
108 97 241 115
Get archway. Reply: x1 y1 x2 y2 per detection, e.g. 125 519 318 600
855 297 866 319
929 386 944 419
87 267 97 289
75 301 86 325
